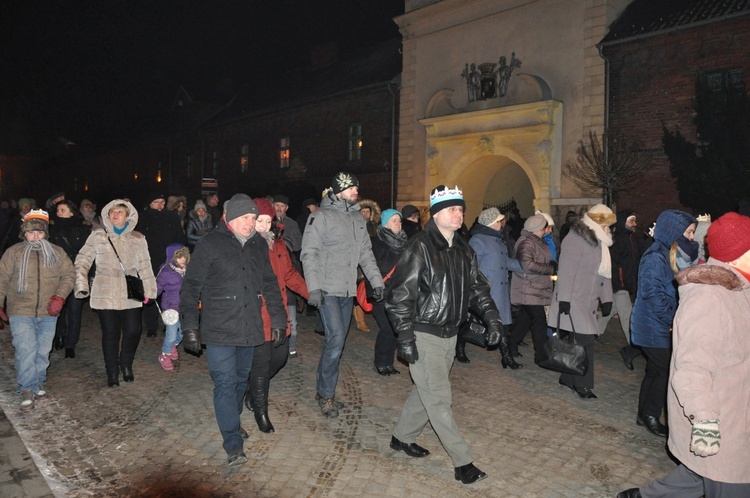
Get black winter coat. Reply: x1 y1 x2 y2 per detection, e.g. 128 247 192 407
386 218 501 343
610 211 641 295
179 222 286 347
136 208 185 275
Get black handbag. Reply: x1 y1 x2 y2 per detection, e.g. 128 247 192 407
538 310 589 376
459 312 488 348
107 236 145 302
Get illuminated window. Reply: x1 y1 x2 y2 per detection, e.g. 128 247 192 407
348 124 362 161
241 144 249 173
279 137 290 169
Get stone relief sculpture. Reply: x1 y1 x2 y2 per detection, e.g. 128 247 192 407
460 63 481 102
496 52 522 98
460 53 522 104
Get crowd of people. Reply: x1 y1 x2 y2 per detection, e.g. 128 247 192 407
1 182 748 493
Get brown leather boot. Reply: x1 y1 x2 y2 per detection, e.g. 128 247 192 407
353 305 371 332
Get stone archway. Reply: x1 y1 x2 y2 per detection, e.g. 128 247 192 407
419 82 563 222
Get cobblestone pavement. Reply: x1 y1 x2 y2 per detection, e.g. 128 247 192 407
0 304 675 497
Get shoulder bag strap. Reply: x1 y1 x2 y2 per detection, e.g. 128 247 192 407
106 232 132 276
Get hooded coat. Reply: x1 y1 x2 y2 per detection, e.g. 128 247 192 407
469 223 523 324
631 210 697 349
301 192 383 297
261 236 308 340
510 229 555 306
156 244 189 311
668 261 750 483
358 198 381 237
548 220 613 335
74 199 157 310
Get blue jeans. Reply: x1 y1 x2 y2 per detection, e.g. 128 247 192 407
288 303 298 351
316 295 353 398
206 345 254 455
10 316 57 394
161 321 183 354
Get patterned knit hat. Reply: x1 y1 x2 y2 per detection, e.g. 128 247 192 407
21 209 50 235
478 207 505 226
429 185 465 216
253 197 276 219
331 172 359 195
706 212 750 262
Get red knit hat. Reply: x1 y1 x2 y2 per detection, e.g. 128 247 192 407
253 197 275 219
706 212 750 262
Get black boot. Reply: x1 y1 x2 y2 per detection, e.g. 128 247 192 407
244 385 254 412
637 411 668 437
54 332 65 351
455 338 470 363
251 376 275 433
499 333 522 370
121 366 134 382
107 372 119 387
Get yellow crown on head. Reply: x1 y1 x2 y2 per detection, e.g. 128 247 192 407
696 213 711 223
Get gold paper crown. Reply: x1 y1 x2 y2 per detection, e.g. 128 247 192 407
696 213 711 223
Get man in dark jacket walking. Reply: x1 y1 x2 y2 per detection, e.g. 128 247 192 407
136 192 185 337
180 194 286 466
386 185 502 485
598 210 642 369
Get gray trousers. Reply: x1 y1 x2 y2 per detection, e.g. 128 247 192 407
597 290 632 341
393 332 472 467
640 463 750 498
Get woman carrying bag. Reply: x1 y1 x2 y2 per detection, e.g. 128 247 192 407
74 199 157 387
548 204 617 400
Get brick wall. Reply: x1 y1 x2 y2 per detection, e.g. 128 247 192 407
603 15 750 224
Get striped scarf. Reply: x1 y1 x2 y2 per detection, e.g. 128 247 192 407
18 239 60 293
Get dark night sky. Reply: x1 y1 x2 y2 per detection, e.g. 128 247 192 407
0 1 404 151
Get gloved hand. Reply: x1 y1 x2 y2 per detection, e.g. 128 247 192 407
486 320 503 347
397 340 419 364
307 289 326 308
183 329 202 355
600 302 613 317
690 420 720 457
143 297 150 304
271 328 287 348
0 307 7 323
549 260 558 272
559 301 571 314
372 286 384 302
47 296 65 317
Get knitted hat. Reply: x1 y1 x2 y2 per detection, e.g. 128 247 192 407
429 185 465 216
301 198 318 208
706 212 750 262
193 200 207 212
253 197 276 219
401 204 419 219
21 209 50 234
586 204 616 226
18 198 33 208
224 194 258 222
148 191 165 203
524 214 547 233
535 210 554 227
380 209 401 227
478 207 505 226
272 194 289 206
331 172 359 195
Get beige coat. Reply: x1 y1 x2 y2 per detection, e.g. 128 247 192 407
0 242 74 317
74 199 156 310
669 260 750 483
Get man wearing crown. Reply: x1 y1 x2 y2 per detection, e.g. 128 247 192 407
386 184 503 485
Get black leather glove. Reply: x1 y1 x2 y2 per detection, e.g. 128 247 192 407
183 329 202 355
372 286 384 302
559 301 571 314
486 320 503 347
550 260 558 272
397 340 419 364
271 328 287 348
601 302 613 317
307 289 326 308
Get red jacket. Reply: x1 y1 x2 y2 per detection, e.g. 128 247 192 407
261 237 308 340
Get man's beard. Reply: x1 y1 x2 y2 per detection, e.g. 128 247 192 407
345 197 358 207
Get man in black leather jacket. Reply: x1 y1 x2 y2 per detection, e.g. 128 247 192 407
385 185 502 485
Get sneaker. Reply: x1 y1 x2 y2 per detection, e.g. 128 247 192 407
170 344 179 361
158 353 174 371
315 392 344 410
289 350 297 358
20 391 34 413
34 390 48 401
227 450 248 466
318 396 339 418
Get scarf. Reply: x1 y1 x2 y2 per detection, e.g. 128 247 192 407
82 211 95 223
376 225 407 253
677 235 699 262
18 239 60 293
113 222 129 235
582 213 613 278
170 263 186 277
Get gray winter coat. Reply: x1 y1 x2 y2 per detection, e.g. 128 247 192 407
510 229 555 306
74 199 157 310
301 193 383 297
548 221 613 335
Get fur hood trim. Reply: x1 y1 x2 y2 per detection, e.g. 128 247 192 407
358 199 381 223
569 220 599 247
676 263 746 291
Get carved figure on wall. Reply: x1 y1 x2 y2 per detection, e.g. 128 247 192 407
496 52 522 98
478 63 497 100
461 63 481 102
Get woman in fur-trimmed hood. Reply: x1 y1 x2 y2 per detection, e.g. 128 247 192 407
621 212 750 496
358 198 381 237
548 204 616 399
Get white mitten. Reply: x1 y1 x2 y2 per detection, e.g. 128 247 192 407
690 420 720 457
